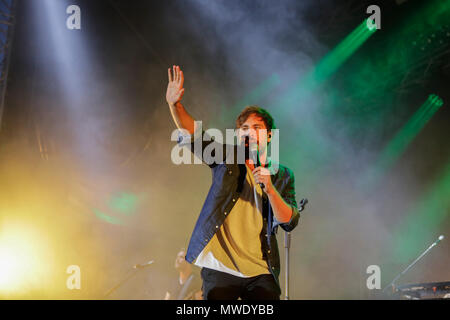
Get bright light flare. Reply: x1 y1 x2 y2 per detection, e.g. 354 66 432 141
0 221 52 295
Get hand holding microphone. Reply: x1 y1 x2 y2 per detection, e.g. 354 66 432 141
249 142 272 192
242 135 271 192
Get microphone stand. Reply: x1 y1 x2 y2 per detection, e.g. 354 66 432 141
104 261 154 299
285 198 308 300
284 231 291 300
382 235 444 295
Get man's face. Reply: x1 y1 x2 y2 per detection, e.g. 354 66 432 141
238 113 271 149
175 250 187 270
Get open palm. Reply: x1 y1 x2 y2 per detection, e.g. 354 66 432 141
166 65 185 105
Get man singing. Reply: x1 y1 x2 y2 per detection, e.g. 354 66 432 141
166 65 300 300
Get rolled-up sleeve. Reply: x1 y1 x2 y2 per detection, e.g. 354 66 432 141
177 128 196 147
272 168 300 232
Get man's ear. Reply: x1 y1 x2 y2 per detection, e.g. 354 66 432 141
268 131 272 143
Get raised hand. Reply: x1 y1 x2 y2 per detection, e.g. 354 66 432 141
166 65 185 106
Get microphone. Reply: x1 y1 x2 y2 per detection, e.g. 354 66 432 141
432 235 444 247
133 260 155 269
249 143 265 189
249 143 260 166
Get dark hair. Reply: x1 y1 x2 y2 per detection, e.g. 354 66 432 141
235 105 276 131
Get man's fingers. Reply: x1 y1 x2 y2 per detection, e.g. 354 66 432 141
252 167 261 174
179 70 184 88
177 66 183 84
254 174 264 184
175 66 180 82
168 68 173 82
170 65 184 85
252 167 270 176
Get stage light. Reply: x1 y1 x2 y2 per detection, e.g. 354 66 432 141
0 221 51 296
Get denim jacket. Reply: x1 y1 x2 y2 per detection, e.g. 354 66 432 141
177 129 300 288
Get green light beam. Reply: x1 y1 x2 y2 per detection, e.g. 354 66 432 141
390 161 450 263
276 18 377 109
362 94 444 188
262 19 377 182
312 19 376 84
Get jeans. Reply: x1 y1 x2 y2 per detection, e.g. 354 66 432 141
201 267 281 300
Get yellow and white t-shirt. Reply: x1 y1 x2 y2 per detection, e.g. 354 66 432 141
194 165 271 277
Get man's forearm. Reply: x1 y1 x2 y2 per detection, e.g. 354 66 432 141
266 187 293 224
169 101 196 135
